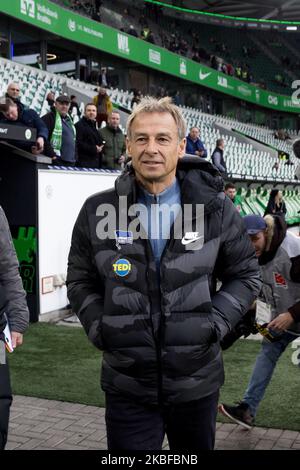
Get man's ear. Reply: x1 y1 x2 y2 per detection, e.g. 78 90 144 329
178 138 186 159
126 137 131 157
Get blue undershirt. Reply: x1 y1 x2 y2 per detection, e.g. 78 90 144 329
137 178 181 273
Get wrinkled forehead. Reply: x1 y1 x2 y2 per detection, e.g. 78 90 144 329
130 111 178 134
8 84 19 91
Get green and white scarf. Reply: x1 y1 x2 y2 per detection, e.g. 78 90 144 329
50 111 76 155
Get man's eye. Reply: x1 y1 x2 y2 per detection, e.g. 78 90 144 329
158 137 168 143
137 137 146 142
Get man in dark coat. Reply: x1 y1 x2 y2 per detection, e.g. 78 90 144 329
75 103 104 168
0 206 29 449
5 83 23 106
67 97 261 451
42 95 77 166
185 126 207 158
0 97 48 154
211 138 227 176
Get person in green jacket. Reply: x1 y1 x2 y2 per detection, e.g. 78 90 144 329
98 111 126 169
225 182 242 214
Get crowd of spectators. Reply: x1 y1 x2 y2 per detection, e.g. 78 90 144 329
0 82 126 171
52 0 292 93
0 79 224 171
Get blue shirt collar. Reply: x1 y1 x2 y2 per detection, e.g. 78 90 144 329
138 177 180 205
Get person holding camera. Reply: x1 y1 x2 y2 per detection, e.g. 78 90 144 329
219 214 300 429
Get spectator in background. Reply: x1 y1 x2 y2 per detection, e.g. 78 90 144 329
0 97 48 155
5 83 24 109
185 127 207 158
99 67 108 88
172 91 182 106
224 182 236 201
6 83 20 102
211 56 218 70
33 55 43 70
42 95 77 166
272 161 279 173
99 110 126 169
276 129 291 141
46 91 55 109
75 103 104 168
225 182 242 214
128 25 138 37
147 31 155 44
141 26 150 41
92 7 101 22
211 138 227 176
93 87 113 126
227 63 234 76
131 90 142 109
264 189 287 219
69 95 81 122
235 66 242 79
0 83 24 119
219 214 300 429
0 206 29 450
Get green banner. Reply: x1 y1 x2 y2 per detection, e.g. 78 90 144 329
1 0 300 113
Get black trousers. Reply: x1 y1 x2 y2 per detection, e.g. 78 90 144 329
0 360 12 450
105 390 219 451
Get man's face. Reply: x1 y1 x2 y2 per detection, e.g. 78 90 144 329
127 112 186 189
55 101 70 116
7 84 20 99
225 188 236 200
3 105 18 121
108 112 120 129
249 231 267 258
189 127 199 140
85 105 97 121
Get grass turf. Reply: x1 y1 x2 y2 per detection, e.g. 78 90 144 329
8 323 300 430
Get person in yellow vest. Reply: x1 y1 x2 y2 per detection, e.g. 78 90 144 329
93 87 113 126
236 66 242 79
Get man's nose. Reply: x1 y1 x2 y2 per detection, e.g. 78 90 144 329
145 138 158 153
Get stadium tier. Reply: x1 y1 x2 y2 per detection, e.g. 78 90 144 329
55 0 298 94
0 56 299 187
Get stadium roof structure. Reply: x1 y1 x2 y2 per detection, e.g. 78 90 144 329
146 0 300 24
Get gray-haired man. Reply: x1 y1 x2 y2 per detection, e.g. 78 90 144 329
67 97 261 451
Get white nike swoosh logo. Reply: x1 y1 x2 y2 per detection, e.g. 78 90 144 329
199 70 211 80
181 235 204 245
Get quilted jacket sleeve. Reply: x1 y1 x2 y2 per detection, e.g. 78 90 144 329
212 197 262 339
0 206 29 333
67 202 105 349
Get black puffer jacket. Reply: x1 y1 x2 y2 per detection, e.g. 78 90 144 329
67 157 261 405
75 117 104 167
0 207 29 339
